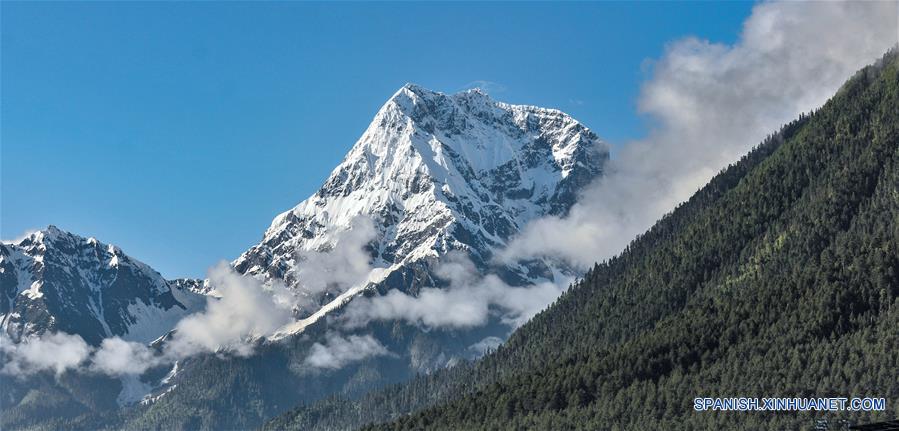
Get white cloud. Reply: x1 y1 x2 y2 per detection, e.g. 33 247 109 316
502 1 899 268
1 228 39 244
2 334 162 377
1 220 380 376
91 337 161 376
1 263 300 377
292 217 377 312
468 336 503 356
163 262 295 358
304 332 389 370
345 285 490 329
343 252 568 330
457 80 507 94
1 332 91 376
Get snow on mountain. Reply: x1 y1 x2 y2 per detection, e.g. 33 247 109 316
235 84 608 324
0 226 205 346
0 84 606 365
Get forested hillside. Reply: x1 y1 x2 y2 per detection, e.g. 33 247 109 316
267 50 899 430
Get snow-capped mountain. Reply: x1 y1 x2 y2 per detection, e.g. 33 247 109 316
235 84 608 322
0 226 204 345
0 86 610 429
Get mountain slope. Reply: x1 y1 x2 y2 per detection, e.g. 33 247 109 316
268 51 899 430
0 227 204 346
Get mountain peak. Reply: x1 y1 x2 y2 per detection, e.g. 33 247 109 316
366 83 602 174
236 87 608 313
398 82 434 94
392 83 442 102
386 83 495 119
22 225 111 253
394 83 487 97
35 224 66 242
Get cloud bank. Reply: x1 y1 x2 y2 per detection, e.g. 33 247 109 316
1 332 91 376
502 1 899 268
163 262 295 358
91 337 162 376
343 252 568 330
0 222 380 377
0 263 296 377
292 217 378 313
1 228 40 244
304 332 390 370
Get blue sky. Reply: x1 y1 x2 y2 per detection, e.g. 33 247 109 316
1 2 754 278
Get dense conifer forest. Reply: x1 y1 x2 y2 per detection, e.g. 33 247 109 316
265 50 899 430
